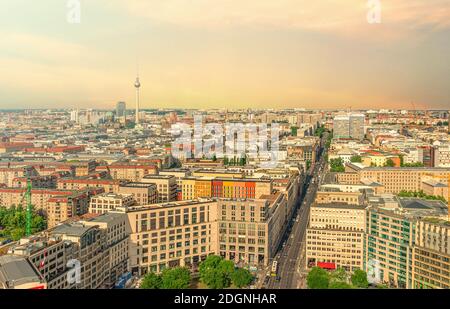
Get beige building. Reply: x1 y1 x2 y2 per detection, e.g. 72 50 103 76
89 193 136 214
117 182 158 205
113 200 219 274
113 190 296 275
306 202 366 271
46 192 90 228
141 175 177 203
412 218 450 289
0 166 37 187
2 212 129 289
421 179 448 201
315 191 365 205
57 178 122 194
97 164 158 182
336 165 450 195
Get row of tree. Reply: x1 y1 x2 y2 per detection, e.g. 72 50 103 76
398 190 447 203
0 206 47 241
223 156 247 166
306 267 369 289
140 267 191 289
140 255 254 289
329 158 345 172
198 255 253 288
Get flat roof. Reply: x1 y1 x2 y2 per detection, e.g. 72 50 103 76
50 222 93 237
0 255 41 287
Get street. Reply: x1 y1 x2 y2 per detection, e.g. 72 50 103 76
265 133 328 289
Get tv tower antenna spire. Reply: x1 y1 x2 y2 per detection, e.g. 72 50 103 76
134 60 141 126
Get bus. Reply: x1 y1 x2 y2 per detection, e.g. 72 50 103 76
271 261 278 276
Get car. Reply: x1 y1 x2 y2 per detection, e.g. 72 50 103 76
275 276 281 281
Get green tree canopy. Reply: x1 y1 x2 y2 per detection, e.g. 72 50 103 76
329 281 352 289
140 272 162 289
329 158 345 172
231 268 253 288
351 269 369 288
350 155 362 163
0 206 46 241
307 267 330 289
161 267 191 289
385 159 395 167
329 267 348 283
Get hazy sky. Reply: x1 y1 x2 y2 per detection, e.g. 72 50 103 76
0 0 449 110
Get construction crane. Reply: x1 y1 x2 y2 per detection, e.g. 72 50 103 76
17 180 33 236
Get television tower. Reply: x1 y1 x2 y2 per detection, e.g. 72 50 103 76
134 75 141 126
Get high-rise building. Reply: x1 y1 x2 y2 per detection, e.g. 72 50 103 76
333 113 365 140
116 101 126 118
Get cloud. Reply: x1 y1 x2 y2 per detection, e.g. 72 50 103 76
106 0 450 36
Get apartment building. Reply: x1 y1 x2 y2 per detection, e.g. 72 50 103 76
306 202 366 271
46 192 90 228
421 179 448 201
1 212 129 289
412 218 450 289
81 213 130 287
315 191 365 205
364 196 447 288
13 175 58 189
337 164 450 194
141 175 177 203
434 144 450 168
333 113 365 140
159 169 192 187
191 169 244 179
117 182 158 205
89 193 136 214
0 166 38 187
97 164 158 182
217 198 272 265
180 177 273 201
0 187 95 213
113 200 219 275
113 191 294 275
57 178 122 194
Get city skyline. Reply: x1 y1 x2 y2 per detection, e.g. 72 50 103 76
0 0 449 110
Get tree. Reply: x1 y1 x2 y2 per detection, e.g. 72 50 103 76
161 267 191 289
202 268 230 289
329 158 345 172
350 155 362 163
140 272 162 289
291 126 298 136
199 255 222 274
306 160 311 170
329 267 348 283
329 281 352 289
0 206 47 241
218 260 235 277
307 267 330 289
385 159 395 167
231 268 253 288
351 269 369 288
